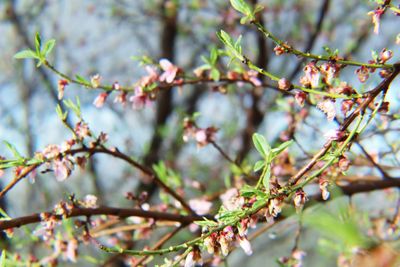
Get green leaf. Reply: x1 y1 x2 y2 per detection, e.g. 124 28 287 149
13 49 39 60
56 104 68 121
42 39 56 57
63 98 81 118
252 133 270 158
271 140 293 157
210 47 218 64
194 218 218 228
210 68 220 81
253 160 265 172
3 141 23 159
230 0 252 16
35 32 42 53
75 75 90 85
262 164 271 192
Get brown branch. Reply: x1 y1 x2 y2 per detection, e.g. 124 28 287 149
0 145 195 215
0 206 209 231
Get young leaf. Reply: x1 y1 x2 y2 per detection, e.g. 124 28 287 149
13 49 39 60
75 75 90 85
262 164 271 192
253 160 265 172
230 0 252 16
252 133 270 158
35 32 42 55
194 219 218 228
271 140 293 157
42 39 56 57
3 141 23 159
56 104 68 121
210 68 220 81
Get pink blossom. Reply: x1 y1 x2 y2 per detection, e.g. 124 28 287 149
278 78 291 90
139 66 159 87
303 62 320 88
368 7 385 34
159 59 179 83
220 188 244 210
66 238 78 262
129 87 151 109
112 81 120 90
379 48 393 63
90 74 101 88
114 92 127 106
57 79 69 100
218 234 230 256
74 121 91 139
320 62 339 85
244 70 262 87
53 158 73 181
83 195 98 208
294 91 307 107
42 144 61 159
93 92 108 108
184 251 195 267
341 100 354 116
319 179 330 200
189 199 212 215
238 236 253 256
274 44 286 55
317 99 336 121
324 129 346 141
338 156 350 172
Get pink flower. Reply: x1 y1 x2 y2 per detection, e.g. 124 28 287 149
278 78 291 90
237 236 253 256
379 48 393 63
218 234 230 256
93 92 108 108
293 190 307 210
112 81 120 90
57 79 69 100
319 179 330 200
274 44 286 55
341 100 354 116
139 66 159 87
368 7 385 34
356 66 369 83
83 195 98 208
129 87 151 109
244 70 262 87
66 238 78 262
53 158 73 181
338 156 350 172
324 129 346 141
303 62 320 88
74 121 91 139
42 144 61 159
159 59 179 83
90 74 101 88
114 92 127 106
184 251 195 267
320 62 339 85
317 99 336 121
294 91 307 107
189 199 212 215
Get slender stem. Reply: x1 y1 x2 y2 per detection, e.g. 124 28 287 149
251 21 394 69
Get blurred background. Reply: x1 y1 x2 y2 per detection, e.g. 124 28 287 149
0 0 399 266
